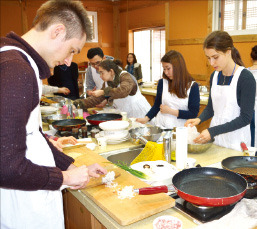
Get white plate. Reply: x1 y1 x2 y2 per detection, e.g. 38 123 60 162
99 120 129 131
40 106 58 114
131 160 178 186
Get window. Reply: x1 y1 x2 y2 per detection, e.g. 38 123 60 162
213 0 257 35
133 28 165 82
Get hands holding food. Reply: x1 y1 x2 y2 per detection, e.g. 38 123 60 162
62 163 107 190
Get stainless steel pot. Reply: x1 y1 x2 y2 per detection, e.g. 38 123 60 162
129 126 163 144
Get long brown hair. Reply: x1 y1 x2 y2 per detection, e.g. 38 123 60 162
203 31 244 66
161 50 193 98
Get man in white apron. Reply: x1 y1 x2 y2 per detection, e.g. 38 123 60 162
0 1 106 228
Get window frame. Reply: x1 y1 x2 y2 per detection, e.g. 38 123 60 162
212 0 257 36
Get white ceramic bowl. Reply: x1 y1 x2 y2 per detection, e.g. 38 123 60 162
40 106 58 115
153 215 182 229
99 120 129 131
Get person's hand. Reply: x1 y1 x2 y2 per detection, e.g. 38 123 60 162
57 136 78 147
160 104 178 116
91 90 104 97
87 87 96 96
58 87 70 95
185 118 201 127
193 129 211 144
73 99 86 110
62 165 90 189
49 138 63 152
136 116 149 124
96 99 108 108
87 163 107 178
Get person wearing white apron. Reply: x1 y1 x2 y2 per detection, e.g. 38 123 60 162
185 31 255 151
210 67 250 151
136 50 200 128
0 46 64 229
111 71 151 118
154 79 194 129
75 61 152 119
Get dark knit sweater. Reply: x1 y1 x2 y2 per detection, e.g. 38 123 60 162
0 32 74 191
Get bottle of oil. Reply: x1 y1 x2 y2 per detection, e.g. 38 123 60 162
171 133 176 161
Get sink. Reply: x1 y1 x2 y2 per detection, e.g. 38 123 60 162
100 147 144 165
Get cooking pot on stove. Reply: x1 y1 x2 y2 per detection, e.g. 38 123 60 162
52 119 86 131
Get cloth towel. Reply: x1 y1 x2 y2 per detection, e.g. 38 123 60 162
194 199 257 229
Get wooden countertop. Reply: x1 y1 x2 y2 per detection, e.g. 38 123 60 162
63 142 244 228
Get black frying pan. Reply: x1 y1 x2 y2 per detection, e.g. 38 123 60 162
222 156 257 186
86 113 122 125
52 119 86 131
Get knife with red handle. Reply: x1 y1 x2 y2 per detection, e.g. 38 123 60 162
134 185 175 195
240 142 249 155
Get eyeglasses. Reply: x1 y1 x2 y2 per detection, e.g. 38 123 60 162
90 61 102 67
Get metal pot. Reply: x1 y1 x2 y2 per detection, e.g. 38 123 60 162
129 126 163 144
86 113 122 125
188 140 214 154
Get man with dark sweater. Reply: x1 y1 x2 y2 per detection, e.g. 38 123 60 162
0 1 106 228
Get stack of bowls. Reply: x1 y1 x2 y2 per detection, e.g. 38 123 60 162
98 121 130 144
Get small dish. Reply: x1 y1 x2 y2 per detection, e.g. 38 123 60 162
40 106 58 114
153 215 182 229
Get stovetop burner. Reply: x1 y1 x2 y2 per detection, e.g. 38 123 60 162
56 130 73 137
169 194 236 224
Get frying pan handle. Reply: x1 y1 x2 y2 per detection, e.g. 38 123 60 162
135 185 169 195
240 142 248 151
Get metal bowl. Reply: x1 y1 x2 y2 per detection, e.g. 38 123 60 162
129 126 163 143
42 114 67 124
188 140 214 154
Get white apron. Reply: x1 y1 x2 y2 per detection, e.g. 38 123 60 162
107 71 151 118
155 79 194 129
0 46 64 229
91 66 104 90
210 66 251 151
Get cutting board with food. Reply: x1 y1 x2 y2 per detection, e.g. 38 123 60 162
70 148 175 226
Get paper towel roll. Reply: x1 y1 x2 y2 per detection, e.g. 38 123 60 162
176 127 188 169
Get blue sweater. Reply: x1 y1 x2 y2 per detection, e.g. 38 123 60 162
146 79 200 120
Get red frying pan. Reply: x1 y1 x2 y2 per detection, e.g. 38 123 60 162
134 167 247 207
86 113 122 125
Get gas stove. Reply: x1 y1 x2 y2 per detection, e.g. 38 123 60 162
170 190 257 224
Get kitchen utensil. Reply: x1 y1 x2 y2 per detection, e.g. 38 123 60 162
188 140 214 153
221 156 257 188
241 142 249 156
85 171 121 189
129 126 163 143
52 119 86 131
86 113 122 125
135 167 247 207
42 114 67 124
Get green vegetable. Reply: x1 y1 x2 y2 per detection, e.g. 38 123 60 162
106 161 150 179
